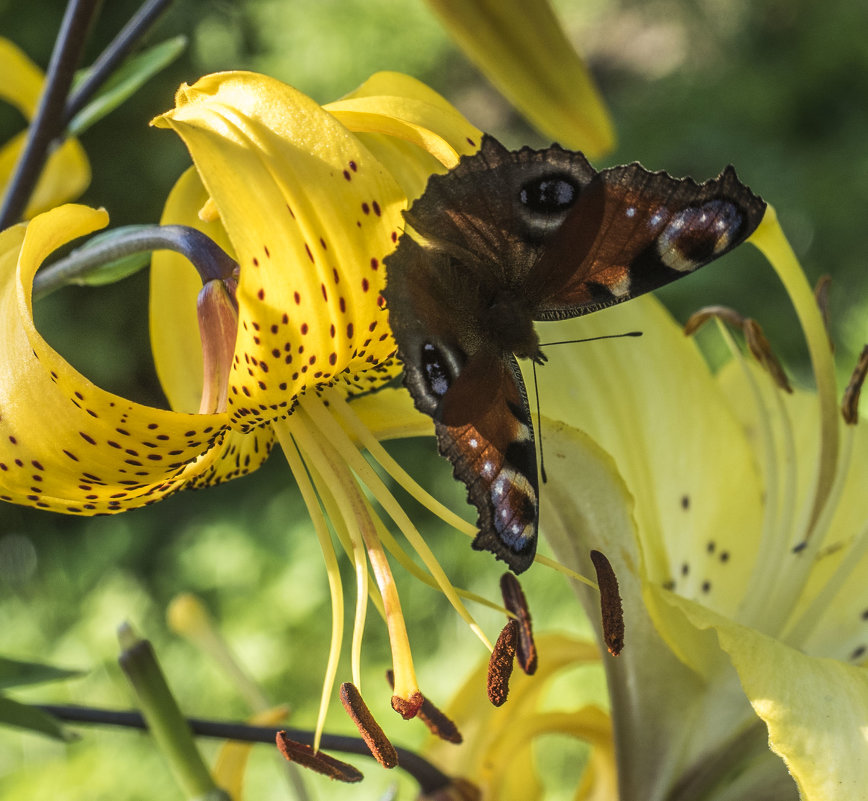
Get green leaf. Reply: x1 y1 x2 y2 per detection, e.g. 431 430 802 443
0 695 77 741
0 656 84 690
68 37 188 136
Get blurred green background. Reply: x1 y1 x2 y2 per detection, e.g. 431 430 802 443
0 0 866 798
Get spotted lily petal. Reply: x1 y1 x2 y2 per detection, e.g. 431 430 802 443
0 38 90 217
0 204 229 514
425 0 614 156
327 71 482 175
152 72 413 431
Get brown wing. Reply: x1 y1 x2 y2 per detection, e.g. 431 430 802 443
435 352 539 573
530 163 767 319
401 135 598 289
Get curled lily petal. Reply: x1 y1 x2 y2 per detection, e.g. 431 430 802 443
0 39 90 217
327 71 483 171
657 589 868 801
153 71 408 430
0 204 234 514
425 0 614 156
425 634 606 800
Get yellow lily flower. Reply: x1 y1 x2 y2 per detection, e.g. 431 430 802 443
425 0 615 156
0 38 90 217
0 70 492 751
423 633 616 801
531 210 868 799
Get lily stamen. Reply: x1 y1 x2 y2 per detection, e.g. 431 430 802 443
385 669 463 744
589 550 624 656
841 344 868 425
487 620 518 707
339 682 399 769
499 572 537 674
275 730 364 782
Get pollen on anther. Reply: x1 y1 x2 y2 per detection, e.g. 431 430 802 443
487 620 517 707
339 682 398 768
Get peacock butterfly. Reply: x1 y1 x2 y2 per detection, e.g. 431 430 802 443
383 135 766 573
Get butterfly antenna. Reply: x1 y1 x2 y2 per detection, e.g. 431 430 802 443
533 330 642 485
532 359 548 485
538 330 643 348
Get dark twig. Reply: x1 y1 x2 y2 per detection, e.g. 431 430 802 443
35 704 452 793
64 0 176 123
0 0 100 229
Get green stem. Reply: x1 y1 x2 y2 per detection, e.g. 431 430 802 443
117 624 230 801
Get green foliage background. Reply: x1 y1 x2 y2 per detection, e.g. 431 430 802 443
0 0 866 799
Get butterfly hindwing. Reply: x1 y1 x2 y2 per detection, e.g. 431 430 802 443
434 353 538 572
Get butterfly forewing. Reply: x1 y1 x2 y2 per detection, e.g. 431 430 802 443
532 163 767 319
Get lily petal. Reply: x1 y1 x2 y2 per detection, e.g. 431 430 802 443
153 72 407 431
0 39 90 217
327 71 482 170
425 0 614 156
537 296 763 620
541 417 725 801
658 588 868 801
0 204 229 514
0 38 43 117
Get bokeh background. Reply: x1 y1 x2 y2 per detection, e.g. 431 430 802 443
0 0 866 799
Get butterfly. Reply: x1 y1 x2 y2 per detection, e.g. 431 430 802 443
383 135 766 573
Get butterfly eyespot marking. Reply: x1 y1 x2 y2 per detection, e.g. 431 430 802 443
421 343 450 397
489 467 536 550
519 174 578 214
658 200 743 272
412 341 465 414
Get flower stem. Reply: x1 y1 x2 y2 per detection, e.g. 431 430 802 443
0 0 100 228
117 624 229 801
33 224 238 299
64 0 175 124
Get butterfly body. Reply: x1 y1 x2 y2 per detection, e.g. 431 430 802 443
384 135 766 573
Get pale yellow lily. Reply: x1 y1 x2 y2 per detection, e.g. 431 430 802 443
531 210 868 800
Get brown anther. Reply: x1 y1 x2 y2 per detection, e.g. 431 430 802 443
390 691 424 720
814 275 833 339
590 550 625 656
386 671 462 744
500 572 537 675
487 619 518 707
842 345 868 425
275 731 363 782
683 305 746 337
743 319 793 393
339 682 398 768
